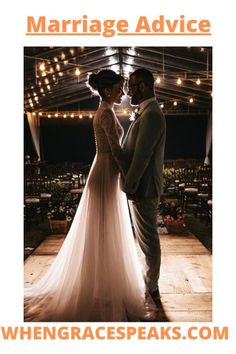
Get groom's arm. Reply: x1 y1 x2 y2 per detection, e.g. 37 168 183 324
123 110 163 194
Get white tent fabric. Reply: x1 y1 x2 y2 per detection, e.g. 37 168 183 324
26 112 41 161
204 112 212 165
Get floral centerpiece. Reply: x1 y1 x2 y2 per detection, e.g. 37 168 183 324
47 201 78 234
159 201 185 234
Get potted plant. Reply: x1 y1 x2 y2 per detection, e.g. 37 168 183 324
159 201 185 234
47 201 78 234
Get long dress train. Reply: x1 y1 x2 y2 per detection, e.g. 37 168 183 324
24 101 146 322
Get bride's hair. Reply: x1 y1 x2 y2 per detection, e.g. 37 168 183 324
88 70 124 98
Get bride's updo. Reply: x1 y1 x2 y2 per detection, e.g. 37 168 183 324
88 70 124 98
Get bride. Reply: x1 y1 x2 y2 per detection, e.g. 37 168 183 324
24 69 146 322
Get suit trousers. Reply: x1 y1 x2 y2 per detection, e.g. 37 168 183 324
128 198 161 293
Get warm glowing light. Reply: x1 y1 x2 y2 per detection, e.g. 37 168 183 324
127 47 136 56
156 76 161 84
34 96 39 101
40 88 44 93
200 47 205 52
48 114 51 118
41 71 46 77
70 48 75 55
39 62 45 71
55 113 58 117
64 60 68 65
160 103 164 109
105 47 115 56
70 113 74 118
54 57 58 62
75 68 81 76
177 78 182 85
189 97 194 103
61 52 65 60
79 114 83 119
63 114 67 118
45 78 49 84
59 72 63 77
33 92 37 96
56 64 60 71
89 114 93 119
47 85 51 90
39 112 42 116
173 101 178 106
196 79 201 85
32 112 36 116
50 67 54 73
123 110 127 114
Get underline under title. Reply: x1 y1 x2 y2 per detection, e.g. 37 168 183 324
26 15 211 37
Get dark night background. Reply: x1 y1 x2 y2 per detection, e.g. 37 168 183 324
24 113 209 164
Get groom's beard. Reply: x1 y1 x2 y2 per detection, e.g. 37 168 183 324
130 89 143 106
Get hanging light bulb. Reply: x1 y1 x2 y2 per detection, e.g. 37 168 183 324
177 77 182 85
75 67 81 76
89 114 93 119
156 76 161 84
79 114 83 119
63 114 67 118
173 101 178 106
70 113 74 118
160 103 164 109
189 97 194 103
196 79 201 85
39 62 45 71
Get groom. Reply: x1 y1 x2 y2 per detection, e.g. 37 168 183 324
122 68 166 304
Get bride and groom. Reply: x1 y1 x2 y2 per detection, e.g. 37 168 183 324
24 68 166 322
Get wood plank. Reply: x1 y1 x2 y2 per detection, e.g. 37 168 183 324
161 293 212 311
160 254 212 293
24 255 56 285
165 311 212 322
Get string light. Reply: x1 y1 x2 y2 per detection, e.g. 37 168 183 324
79 114 83 119
75 68 81 76
39 62 46 71
54 113 58 117
189 97 194 103
196 79 201 85
89 114 93 119
173 101 178 106
70 113 74 118
177 78 182 85
63 114 67 118
160 103 164 109
156 76 161 84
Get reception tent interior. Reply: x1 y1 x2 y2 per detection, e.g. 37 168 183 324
24 47 212 322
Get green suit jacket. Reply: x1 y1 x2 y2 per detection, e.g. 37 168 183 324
122 100 166 199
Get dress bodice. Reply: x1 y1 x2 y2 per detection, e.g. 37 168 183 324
93 101 124 154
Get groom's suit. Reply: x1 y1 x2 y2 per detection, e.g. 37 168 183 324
122 99 166 292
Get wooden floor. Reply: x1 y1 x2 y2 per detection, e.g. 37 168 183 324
24 228 212 322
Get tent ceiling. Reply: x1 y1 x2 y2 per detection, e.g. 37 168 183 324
24 46 212 115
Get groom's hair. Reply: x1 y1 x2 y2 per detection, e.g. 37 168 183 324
130 68 154 90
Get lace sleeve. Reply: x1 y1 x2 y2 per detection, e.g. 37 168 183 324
100 109 127 175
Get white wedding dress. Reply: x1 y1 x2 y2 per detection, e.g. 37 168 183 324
24 101 146 322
